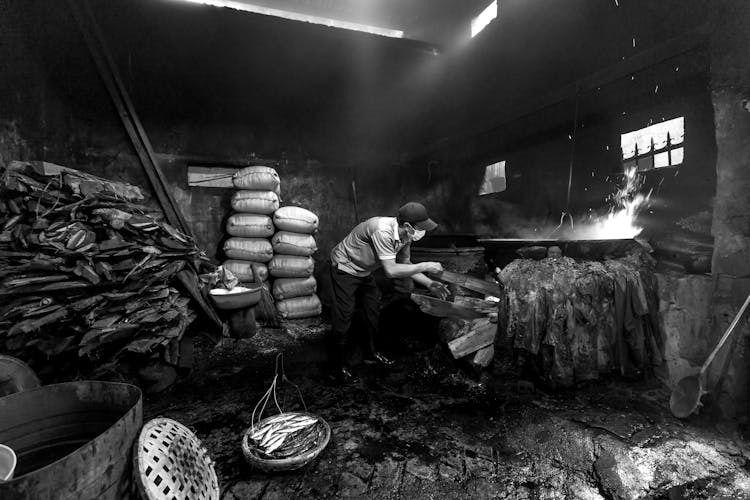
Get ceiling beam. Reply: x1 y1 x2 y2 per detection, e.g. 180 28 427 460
174 0 403 38
409 25 711 163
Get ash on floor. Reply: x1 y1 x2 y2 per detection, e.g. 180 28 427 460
145 339 750 500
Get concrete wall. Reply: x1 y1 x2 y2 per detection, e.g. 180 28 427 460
644 0 750 421
706 0 750 420
655 273 713 387
0 0 417 264
0 0 719 266
2 0 750 419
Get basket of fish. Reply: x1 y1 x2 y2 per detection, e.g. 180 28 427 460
241 411 330 472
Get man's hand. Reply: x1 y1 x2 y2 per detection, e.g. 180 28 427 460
428 281 450 300
420 261 444 275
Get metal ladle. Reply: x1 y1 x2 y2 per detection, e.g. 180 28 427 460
669 292 750 419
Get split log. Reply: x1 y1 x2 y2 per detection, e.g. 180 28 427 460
410 293 485 320
426 292 501 369
438 317 471 343
472 345 495 369
452 296 498 315
447 317 497 359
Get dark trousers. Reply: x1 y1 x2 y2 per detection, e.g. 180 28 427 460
328 263 380 367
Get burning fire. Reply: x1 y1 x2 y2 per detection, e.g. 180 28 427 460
575 166 651 240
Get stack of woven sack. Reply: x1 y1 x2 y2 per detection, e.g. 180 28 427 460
223 165 322 320
269 206 322 319
222 166 278 286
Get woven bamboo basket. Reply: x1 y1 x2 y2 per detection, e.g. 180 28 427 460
241 412 330 473
134 418 219 500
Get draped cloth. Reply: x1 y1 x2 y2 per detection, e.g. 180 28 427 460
499 249 662 388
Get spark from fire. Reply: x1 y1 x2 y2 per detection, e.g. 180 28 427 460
576 166 651 240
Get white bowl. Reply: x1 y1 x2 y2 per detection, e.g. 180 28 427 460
209 284 262 310
0 443 17 482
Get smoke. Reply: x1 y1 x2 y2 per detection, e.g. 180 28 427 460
472 166 651 241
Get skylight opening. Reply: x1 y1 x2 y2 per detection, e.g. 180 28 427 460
173 0 404 39
471 0 498 38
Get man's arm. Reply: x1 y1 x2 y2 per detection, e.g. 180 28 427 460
382 259 449 299
411 272 434 288
392 244 449 298
411 271 450 300
381 258 441 279
374 230 442 278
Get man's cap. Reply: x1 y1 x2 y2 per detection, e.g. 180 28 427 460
397 202 437 231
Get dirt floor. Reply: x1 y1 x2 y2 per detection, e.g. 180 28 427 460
145 323 750 500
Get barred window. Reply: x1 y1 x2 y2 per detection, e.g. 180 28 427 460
621 116 684 171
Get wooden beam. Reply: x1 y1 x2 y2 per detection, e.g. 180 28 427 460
156 152 279 168
187 166 238 188
66 0 192 237
410 293 486 320
410 25 711 163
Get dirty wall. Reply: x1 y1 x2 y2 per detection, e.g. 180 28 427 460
3 0 750 418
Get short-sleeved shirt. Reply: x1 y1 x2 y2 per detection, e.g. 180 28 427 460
331 216 410 277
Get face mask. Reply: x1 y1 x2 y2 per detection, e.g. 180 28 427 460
404 223 426 241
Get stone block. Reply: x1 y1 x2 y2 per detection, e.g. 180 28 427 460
399 472 423 495
593 445 648 500
338 471 368 497
655 272 713 387
223 480 267 500
347 459 374 483
465 478 505 498
709 277 750 418
405 458 437 481
368 458 402 496
439 454 464 481
258 481 292 500
465 455 495 477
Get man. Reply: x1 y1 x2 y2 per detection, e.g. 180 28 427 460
328 201 449 383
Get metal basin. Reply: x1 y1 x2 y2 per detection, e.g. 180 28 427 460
0 381 142 500
478 238 640 267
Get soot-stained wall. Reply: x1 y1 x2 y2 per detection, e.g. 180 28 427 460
0 0 436 270
457 53 717 274
0 0 722 281
394 0 717 275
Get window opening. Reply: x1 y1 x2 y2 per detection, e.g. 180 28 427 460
478 161 506 195
621 116 684 172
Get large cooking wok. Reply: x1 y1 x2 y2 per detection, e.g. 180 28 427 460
669 292 750 418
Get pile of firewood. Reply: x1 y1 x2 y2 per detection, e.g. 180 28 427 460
0 160 217 391
436 297 499 371
409 290 500 372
